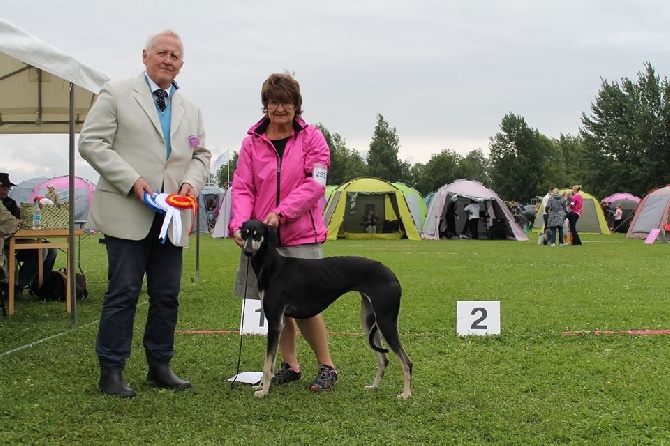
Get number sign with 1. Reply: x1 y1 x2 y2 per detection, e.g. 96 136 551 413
240 298 268 335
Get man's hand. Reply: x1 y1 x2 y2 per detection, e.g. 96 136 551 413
179 182 195 197
133 178 153 201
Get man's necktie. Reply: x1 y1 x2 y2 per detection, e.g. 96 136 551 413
153 89 168 112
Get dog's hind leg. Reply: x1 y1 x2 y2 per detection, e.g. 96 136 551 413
254 314 284 398
375 316 413 400
368 284 412 400
360 294 389 392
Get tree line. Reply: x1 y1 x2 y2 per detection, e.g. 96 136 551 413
217 63 670 203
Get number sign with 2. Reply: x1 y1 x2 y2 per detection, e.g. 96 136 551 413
456 301 501 336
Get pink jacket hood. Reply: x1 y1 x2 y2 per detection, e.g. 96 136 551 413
229 116 329 246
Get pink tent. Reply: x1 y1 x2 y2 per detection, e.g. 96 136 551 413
27 175 96 222
421 179 528 241
601 193 640 204
627 185 670 239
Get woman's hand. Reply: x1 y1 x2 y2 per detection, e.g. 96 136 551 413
233 229 244 247
263 212 280 228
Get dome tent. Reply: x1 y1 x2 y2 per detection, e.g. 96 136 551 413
532 189 610 234
601 192 640 204
212 187 233 238
391 182 427 233
601 192 640 233
8 176 48 204
325 184 338 202
324 177 420 240
9 175 96 222
195 184 226 234
626 185 670 240
422 179 528 241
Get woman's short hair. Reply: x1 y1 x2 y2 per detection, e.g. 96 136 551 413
261 72 303 116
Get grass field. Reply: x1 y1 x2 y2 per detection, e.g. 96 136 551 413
2 231 670 445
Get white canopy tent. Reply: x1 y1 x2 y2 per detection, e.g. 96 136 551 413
0 18 109 326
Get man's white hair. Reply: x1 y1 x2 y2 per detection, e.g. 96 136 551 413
145 29 183 54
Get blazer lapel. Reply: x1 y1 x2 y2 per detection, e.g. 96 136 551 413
132 79 164 138
170 93 185 140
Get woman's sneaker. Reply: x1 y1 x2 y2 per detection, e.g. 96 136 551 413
271 362 301 384
310 364 338 392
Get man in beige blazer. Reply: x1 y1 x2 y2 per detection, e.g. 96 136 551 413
79 29 211 398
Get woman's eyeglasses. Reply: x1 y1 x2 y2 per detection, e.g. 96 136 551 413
268 101 294 110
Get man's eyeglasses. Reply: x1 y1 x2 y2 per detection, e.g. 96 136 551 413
268 101 294 110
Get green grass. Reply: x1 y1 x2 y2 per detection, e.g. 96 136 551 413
2 232 670 445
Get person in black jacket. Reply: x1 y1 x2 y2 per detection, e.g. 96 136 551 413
0 172 57 295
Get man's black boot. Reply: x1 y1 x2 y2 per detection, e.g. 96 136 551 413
146 352 192 390
99 368 136 398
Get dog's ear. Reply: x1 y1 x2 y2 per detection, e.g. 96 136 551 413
266 224 279 250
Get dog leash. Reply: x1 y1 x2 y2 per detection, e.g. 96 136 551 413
230 257 250 389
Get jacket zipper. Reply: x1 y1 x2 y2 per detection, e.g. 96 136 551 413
275 150 282 246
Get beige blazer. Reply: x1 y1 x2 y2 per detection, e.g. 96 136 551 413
0 202 19 238
79 74 211 246
0 202 19 278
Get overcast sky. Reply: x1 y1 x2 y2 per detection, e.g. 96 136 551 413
3 1 670 184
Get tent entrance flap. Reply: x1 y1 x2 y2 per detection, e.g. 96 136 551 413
420 179 529 241
342 193 386 234
324 177 421 241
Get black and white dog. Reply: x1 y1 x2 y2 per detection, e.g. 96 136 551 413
240 219 412 399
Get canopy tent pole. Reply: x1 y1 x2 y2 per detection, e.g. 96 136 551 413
195 206 200 282
69 82 77 328
0 17 110 325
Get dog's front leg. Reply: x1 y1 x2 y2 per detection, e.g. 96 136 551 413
253 314 283 398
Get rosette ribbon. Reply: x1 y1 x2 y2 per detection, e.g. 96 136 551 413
143 192 198 243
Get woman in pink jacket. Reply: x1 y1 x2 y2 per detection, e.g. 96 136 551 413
567 184 583 245
229 72 337 391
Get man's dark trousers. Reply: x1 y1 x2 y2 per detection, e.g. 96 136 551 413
96 213 183 369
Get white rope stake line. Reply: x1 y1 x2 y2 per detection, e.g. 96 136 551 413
1 298 152 357
0 319 99 357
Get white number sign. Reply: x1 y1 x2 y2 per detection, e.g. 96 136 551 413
240 298 268 335
456 301 501 336
313 163 327 186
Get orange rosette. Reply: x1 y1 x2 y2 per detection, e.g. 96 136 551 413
166 194 199 234
166 194 197 210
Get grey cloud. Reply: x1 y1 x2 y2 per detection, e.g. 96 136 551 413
2 0 669 181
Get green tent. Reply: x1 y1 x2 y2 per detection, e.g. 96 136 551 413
533 189 610 234
324 177 421 240
392 182 427 232
325 184 338 202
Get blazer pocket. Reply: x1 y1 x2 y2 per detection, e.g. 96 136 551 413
95 180 126 196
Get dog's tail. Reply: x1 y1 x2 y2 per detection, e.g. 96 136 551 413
368 324 389 354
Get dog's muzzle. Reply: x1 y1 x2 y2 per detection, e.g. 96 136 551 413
242 235 263 257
